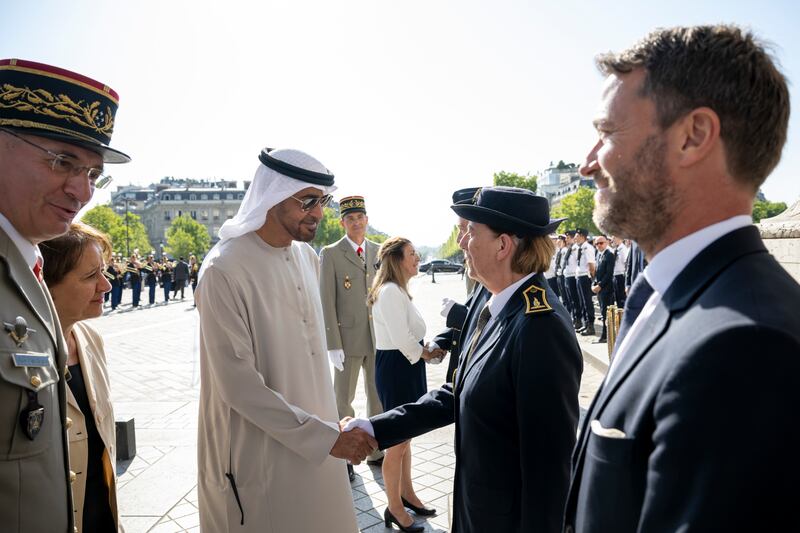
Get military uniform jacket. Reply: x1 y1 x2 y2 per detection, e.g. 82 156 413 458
563 226 800 533
0 226 73 532
319 237 378 358
372 274 583 532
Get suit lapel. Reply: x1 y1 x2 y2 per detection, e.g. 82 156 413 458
338 238 365 270
456 319 505 391
0 227 58 346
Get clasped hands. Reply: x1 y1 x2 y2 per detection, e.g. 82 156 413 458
421 344 446 362
330 417 378 464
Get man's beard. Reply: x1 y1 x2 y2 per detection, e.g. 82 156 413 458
286 215 319 242
592 134 678 251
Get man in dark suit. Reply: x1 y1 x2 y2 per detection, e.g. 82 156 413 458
344 187 583 532
564 25 800 533
590 236 613 343
0 58 129 532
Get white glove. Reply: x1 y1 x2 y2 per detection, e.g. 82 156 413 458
328 349 345 371
343 417 376 437
425 341 444 365
440 297 457 318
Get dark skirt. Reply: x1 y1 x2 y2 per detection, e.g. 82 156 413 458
375 348 428 410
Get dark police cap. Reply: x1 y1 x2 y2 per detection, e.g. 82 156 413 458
451 186 565 237
0 58 130 163
339 195 366 216
576 228 589 237
565 230 577 237
452 187 480 205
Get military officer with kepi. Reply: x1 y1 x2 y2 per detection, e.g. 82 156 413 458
0 58 130 532
320 196 384 480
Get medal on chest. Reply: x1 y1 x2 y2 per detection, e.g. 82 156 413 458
4 316 36 347
20 389 44 440
343 275 352 290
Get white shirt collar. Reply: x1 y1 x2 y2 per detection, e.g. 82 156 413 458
0 212 40 269
345 235 365 253
487 272 537 318
643 215 752 295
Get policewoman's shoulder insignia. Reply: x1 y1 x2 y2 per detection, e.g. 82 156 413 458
522 284 552 314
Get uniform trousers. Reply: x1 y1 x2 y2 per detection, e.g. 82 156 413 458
558 275 572 315
334 353 383 461
148 282 156 305
565 276 580 323
163 279 171 302
547 276 560 299
576 275 595 326
613 273 627 308
131 280 141 307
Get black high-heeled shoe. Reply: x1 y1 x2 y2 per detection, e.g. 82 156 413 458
384 508 424 532
402 497 437 516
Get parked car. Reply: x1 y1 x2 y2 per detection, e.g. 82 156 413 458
419 259 463 274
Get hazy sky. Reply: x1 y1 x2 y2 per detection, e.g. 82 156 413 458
4 0 799 247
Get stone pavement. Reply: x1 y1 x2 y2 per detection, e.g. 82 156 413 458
88 273 605 532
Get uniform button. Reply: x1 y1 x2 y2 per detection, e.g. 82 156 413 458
452 341 457 346
30 375 42 388
70 471 77 483
65 417 73 429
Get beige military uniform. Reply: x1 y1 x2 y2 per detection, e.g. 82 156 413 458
319 237 383 427
0 226 73 533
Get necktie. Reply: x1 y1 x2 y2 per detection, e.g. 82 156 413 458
465 303 492 365
356 246 365 264
32 257 43 282
611 275 655 359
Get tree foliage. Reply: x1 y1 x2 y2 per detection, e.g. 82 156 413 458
311 207 345 249
81 204 152 257
438 225 462 260
493 170 538 193
550 187 600 235
752 199 787 223
166 214 211 259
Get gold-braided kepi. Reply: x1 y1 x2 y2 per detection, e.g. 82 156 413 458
0 58 130 163
339 196 366 217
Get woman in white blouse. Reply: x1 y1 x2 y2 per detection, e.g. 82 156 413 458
368 237 442 532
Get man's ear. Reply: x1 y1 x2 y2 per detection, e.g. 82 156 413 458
673 107 720 169
339 218 345 228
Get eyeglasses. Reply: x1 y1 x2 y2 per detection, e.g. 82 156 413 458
289 193 333 212
1 128 113 189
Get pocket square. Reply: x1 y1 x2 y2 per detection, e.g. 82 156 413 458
590 420 627 439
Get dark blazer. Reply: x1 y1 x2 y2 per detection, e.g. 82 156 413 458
434 284 491 383
592 248 614 295
623 241 646 290
564 225 800 533
373 275 583 532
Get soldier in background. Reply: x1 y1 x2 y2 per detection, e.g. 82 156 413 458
159 255 173 303
126 253 142 308
319 196 384 480
143 254 158 306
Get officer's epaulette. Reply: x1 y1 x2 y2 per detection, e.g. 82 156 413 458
522 284 552 315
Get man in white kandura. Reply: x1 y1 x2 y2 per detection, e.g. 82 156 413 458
195 147 377 533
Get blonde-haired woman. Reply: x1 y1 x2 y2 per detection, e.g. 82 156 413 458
368 237 441 532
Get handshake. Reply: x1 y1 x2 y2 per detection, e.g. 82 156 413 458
329 416 378 464
422 342 446 364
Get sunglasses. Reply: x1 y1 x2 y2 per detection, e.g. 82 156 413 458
289 193 333 212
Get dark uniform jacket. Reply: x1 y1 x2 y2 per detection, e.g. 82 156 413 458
434 283 491 384
564 226 800 533
0 226 73 532
372 274 582 532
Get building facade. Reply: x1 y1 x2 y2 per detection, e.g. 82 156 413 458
110 177 250 250
537 164 596 208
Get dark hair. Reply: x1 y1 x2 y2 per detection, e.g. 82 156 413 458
40 222 112 287
596 25 789 191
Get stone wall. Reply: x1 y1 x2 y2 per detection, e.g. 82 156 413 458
759 198 800 283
